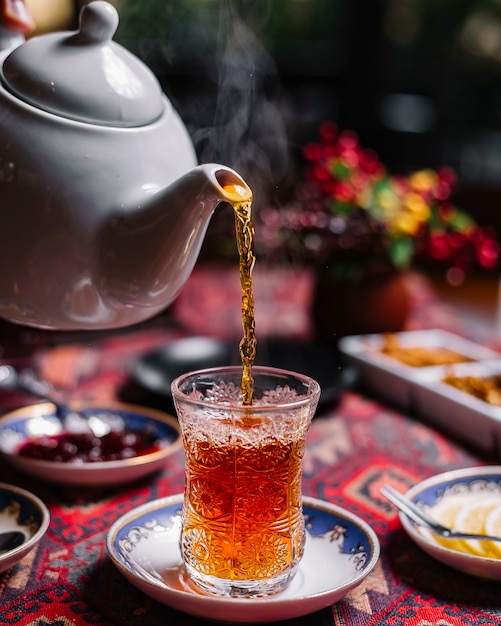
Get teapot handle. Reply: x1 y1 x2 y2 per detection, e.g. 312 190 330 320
0 24 23 50
0 0 35 51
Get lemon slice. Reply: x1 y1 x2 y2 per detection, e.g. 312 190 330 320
426 495 482 555
454 497 501 558
484 504 501 558
485 504 501 535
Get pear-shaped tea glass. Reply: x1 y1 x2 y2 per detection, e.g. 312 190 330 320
171 365 321 598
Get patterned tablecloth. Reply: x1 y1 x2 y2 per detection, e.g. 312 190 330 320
1 266 501 626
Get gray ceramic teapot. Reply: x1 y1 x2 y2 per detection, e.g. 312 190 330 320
0 1 251 330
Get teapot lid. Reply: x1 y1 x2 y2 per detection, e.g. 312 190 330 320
0 1 164 127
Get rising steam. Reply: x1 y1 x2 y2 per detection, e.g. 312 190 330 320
192 0 290 207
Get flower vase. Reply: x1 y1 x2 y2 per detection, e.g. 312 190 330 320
311 266 410 345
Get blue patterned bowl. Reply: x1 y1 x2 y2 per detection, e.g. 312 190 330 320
0 482 49 573
0 401 182 486
401 466 501 579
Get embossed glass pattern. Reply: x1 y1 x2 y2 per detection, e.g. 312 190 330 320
171 366 320 597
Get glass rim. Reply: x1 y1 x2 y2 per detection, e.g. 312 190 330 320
170 365 321 411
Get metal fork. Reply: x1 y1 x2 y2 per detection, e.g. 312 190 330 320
381 484 501 542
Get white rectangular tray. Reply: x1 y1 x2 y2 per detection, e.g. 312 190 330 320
338 329 501 455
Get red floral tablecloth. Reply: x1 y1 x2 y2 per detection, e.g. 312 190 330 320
0 266 500 626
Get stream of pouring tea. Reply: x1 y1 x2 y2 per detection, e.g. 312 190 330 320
225 184 257 405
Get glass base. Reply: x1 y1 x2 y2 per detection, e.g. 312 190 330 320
185 563 298 598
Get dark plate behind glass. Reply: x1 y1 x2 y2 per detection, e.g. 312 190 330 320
131 336 358 411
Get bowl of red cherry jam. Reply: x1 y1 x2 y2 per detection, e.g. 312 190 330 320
0 402 182 485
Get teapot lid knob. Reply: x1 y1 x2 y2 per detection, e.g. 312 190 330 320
77 1 119 44
0 0 165 127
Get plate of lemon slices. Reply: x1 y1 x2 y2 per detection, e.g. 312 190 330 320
400 466 501 579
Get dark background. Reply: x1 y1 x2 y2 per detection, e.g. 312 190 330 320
76 0 501 227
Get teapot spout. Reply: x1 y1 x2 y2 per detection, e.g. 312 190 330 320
100 163 252 315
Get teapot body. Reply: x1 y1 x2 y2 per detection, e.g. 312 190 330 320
0 81 200 329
